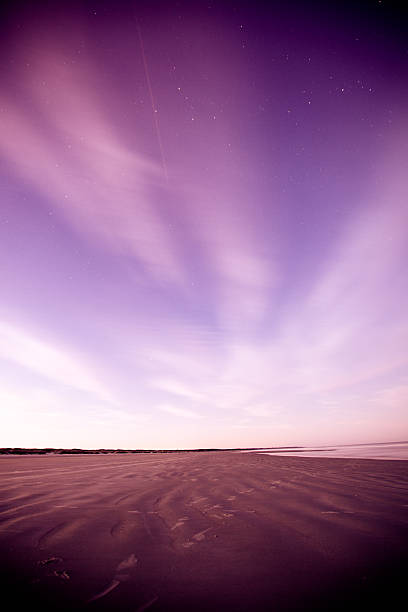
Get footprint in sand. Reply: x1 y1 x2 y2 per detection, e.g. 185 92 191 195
53 570 70 580
116 554 138 573
38 557 70 582
38 557 63 566
87 553 138 603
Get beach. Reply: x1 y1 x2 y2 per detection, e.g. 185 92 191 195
1 451 407 611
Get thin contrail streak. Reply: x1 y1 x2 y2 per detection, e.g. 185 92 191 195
137 21 169 182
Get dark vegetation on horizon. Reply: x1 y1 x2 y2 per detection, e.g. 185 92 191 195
0 446 302 455
2 441 405 455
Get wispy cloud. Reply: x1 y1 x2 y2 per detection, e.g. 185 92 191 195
151 377 205 402
0 320 110 400
0 37 187 287
159 404 203 419
188 195 278 331
244 404 282 418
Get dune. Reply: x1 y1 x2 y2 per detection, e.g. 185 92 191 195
0 451 407 610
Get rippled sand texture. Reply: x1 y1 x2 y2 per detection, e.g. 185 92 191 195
1 452 407 611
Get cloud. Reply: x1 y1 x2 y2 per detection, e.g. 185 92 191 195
0 320 110 400
232 417 253 429
0 37 187 287
180 185 279 331
368 384 408 415
150 377 206 402
159 404 202 419
244 404 281 418
209 239 277 331
0 26 281 324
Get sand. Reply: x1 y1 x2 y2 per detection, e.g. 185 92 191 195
0 451 407 611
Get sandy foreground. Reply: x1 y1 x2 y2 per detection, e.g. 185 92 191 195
0 452 407 611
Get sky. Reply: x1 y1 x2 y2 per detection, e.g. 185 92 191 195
0 0 407 449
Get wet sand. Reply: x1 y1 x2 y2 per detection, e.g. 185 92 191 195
0 451 407 611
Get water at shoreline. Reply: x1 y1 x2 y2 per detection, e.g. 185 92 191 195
245 441 408 460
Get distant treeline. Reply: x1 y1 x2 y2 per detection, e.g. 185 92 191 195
0 447 253 455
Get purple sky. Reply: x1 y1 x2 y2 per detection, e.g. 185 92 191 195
1 1 407 449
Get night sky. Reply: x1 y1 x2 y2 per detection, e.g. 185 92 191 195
1 1 407 449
